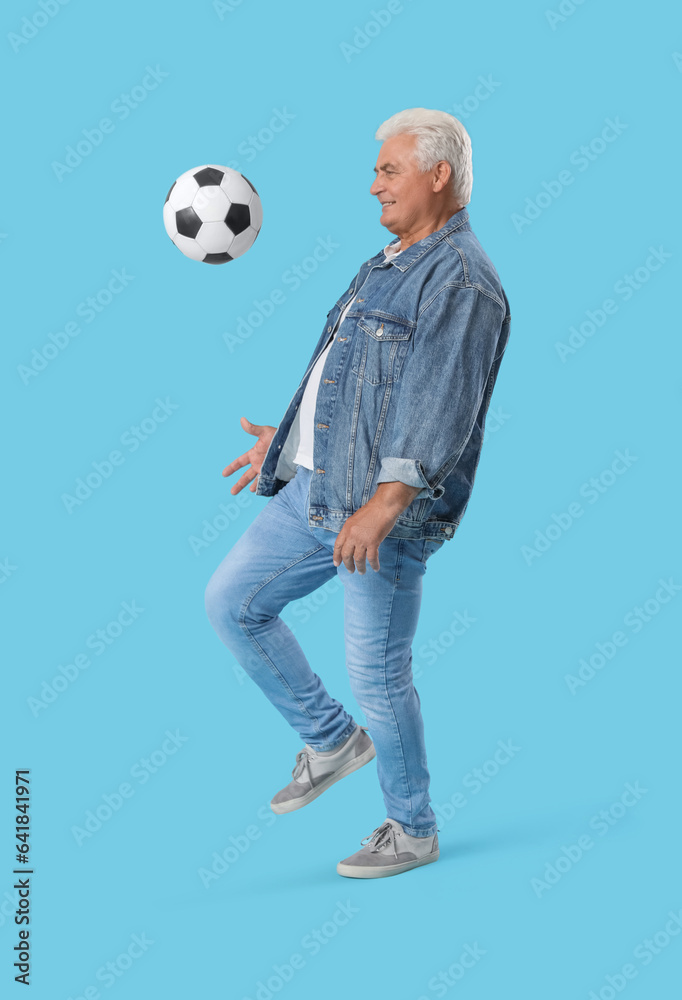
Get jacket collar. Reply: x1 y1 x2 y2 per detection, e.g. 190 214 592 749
370 206 471 272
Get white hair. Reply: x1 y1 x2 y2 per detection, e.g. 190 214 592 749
374 108 473 206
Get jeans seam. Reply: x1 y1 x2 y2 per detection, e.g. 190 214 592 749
237 543 327 736
379 538 415 828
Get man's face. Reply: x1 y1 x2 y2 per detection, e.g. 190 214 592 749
370 133 440 234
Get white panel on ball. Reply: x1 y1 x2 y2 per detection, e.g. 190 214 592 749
169 172 200 211
172 233 206 261
192 185 230 223
219 170 256 207
196 222 234 255
162 201 178 239
248 191 263 232
228 226 258 259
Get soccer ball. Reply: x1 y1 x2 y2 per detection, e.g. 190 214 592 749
163 164 262 264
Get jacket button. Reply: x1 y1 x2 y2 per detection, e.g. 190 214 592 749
327 326 332 332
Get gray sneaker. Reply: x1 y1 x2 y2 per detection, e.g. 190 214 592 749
270 724 375 814
336 818 439 878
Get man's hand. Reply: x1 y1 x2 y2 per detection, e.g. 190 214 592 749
332 481 422 573
222 417 277 495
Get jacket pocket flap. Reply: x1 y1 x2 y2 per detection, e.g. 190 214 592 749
357 317 413 341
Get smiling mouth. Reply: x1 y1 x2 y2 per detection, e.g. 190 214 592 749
381 201 395 208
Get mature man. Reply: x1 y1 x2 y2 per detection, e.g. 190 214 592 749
205 108 511 879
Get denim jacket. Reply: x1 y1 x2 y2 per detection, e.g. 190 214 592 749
255 207 511 541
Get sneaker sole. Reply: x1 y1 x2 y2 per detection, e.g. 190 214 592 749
270 740 376 814
336 850 440 878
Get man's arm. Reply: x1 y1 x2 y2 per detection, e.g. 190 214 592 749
332 480 421 572
376 282 507 500
370 480 423 515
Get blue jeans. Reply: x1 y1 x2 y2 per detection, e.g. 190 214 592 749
204 464 444 837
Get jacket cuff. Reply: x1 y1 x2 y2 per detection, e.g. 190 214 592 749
376 457 445 501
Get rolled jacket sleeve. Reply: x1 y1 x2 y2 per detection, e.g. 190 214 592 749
376 283 506 501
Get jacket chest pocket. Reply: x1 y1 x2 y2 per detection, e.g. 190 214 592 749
351 316 414 385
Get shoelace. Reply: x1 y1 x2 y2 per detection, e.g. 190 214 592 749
291 726 369 782
291 749 313 782
360 821 399 860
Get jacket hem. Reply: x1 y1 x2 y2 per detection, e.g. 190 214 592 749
308 509 457 540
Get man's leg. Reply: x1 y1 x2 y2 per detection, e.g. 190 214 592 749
325 532 438 837
204 466 357 751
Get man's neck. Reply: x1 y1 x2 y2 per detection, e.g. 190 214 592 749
393 204 463 252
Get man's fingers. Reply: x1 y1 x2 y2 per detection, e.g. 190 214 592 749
333 535 381 573
222 452 250 477
230 468 257 495
240 417 262 435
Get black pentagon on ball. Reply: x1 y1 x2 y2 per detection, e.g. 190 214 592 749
203 252 233 265
225 202 250 236
242 174 257 194
165 182 175 203
194 166 224 187
176 206 202 239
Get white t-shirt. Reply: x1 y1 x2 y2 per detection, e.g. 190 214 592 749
293 240 403 470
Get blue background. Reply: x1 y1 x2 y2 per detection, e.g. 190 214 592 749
2 0 681 997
